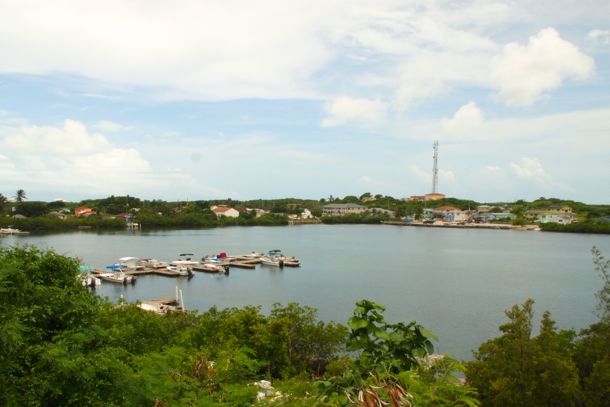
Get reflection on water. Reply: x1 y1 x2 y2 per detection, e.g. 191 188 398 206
3 225 609 359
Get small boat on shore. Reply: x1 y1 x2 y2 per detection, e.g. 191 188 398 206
0 227 29 235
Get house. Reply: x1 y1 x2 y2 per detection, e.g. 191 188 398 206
252 208 268 218
539 213 574 225
74 206 96 218
322 203 367 216
423 205 469 222
424 193 446 201
525 210 574 225
300 208 314 219
211 206 240 218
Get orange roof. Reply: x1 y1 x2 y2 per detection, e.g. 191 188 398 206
212 207 233 213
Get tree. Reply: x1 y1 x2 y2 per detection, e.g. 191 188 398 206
15 189 26 203
591 246 610 320
15 201 49 217
573 247 610 407
466 299 581 407
0 193 7 213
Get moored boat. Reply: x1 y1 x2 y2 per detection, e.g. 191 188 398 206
0 227 29 235
192 263 229 274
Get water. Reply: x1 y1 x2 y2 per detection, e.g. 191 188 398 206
3 224 609 360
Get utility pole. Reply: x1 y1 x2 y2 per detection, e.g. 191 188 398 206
432 140 439 193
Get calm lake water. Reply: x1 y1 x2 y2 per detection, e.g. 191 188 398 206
3 224 610 360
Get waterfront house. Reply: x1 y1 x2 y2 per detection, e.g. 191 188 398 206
211 206 240 218
322 203 367 216
74 206 96 218
301 208 314 219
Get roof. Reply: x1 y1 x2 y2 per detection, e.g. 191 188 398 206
212 207 235 213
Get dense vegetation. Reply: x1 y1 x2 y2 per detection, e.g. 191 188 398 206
1 244 609 405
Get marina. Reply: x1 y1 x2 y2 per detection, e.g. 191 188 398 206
87 250 301 282
3 224 609 360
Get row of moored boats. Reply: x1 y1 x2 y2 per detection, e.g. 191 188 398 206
79 250 300 287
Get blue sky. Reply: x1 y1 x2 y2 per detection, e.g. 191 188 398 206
0 0 609 203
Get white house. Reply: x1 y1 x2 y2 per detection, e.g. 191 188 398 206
301 208 314 219
322 203 367 216
211 206 240 218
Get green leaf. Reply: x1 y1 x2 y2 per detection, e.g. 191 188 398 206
348 317 369 330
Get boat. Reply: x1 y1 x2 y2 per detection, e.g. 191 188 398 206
192 262 229 274
80 274 101 287
260 250 301 267
117 257 144 271
241 251 264 259
98 265 136 285
260 250 285 268
0 227 29 235
166 264 195 277
78 265 101 287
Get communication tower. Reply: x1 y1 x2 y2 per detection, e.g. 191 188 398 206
432 140 439 193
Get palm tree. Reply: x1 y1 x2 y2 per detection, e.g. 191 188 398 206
0 193 7 213
15 189 26 203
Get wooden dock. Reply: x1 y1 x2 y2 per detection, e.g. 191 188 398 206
92 267 186 278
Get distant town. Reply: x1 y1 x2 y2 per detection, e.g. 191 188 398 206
1 189 609 234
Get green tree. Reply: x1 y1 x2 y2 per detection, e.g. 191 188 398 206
0 193 7 213
15 201 49 217
466 299 581 407
573 247 610 407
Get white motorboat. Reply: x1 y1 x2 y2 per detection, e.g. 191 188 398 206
260 250 285 267
0 227 29 235
166 264 194 277
78 273 101 288
97 270 136 285
117 257 144 271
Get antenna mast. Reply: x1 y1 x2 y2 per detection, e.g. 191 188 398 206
432 140 439 193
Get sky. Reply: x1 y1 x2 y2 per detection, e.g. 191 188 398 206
0 0 609 203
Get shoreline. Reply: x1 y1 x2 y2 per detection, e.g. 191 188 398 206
381 220 540 231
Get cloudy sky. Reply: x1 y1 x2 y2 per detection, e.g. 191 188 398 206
0 0 609 203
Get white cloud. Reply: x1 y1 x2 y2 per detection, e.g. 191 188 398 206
409 164 431 184
94 120 130 132
510 157 553 186
322 97 389 127
0 0 333 100
490 28 595 107
442 101 484 135
0 119 216 198
587 29 610 48
484 165 502 173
